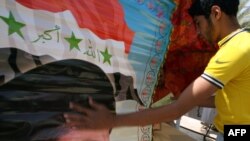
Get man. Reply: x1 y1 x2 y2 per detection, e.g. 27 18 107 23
64 0 250 140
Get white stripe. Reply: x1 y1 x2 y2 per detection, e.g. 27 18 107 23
201 73 224 88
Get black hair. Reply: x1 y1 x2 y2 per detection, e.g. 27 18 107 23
188 0 239 18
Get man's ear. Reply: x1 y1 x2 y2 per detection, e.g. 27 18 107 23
210 5 222 20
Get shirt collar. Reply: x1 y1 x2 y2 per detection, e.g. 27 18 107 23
218 28 246 47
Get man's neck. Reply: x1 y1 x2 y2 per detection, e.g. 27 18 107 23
220 16 241 40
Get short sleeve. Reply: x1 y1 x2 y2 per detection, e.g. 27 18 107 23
202 42 249 89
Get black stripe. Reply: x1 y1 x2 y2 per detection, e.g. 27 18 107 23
0 75 4 85
114 73 121 97
32 55 42 66
130 88 144 105
8 48 21 76
203 73 224 87
220 29 246 47
201 74 224 89
202 76 222 89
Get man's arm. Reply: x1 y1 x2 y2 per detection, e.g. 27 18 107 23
64 76 218 129
113 76 218 127
198 95 215 108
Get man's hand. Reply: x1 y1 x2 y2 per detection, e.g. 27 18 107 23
64 97 115 130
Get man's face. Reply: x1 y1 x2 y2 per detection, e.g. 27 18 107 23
193 15 215 44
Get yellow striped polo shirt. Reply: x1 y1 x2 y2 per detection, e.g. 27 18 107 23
201 28 250 133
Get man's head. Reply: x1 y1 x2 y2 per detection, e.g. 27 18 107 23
188 0 240 43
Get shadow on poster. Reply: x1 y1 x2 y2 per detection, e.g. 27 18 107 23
0 48 142 140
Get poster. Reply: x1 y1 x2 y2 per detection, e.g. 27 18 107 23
0 0 175 140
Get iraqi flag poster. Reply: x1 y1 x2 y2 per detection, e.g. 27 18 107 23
0 0 250 141
0 0 174 140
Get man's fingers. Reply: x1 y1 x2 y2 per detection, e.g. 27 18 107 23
70 102 91 114
88 97 106 110
64 113 84 122
63 98 112 130
64 113 91 128
65 120 87 129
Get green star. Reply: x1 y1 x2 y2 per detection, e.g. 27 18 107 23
0 11 26 39
101 48 112 65
64 32 82 51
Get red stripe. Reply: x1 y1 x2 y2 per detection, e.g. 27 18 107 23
16 0 134 53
